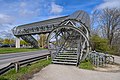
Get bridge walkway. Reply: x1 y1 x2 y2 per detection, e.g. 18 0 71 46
30 64 120 80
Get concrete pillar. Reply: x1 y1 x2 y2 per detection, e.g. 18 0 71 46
16 37 20 48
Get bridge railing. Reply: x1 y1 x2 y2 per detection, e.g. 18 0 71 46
13 24 58 36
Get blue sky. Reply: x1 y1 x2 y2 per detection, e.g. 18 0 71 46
0 0 120 38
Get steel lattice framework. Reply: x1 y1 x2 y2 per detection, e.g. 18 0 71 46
12 10 91 65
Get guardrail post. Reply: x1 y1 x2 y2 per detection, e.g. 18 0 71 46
14 62 19 72
47 56 49 60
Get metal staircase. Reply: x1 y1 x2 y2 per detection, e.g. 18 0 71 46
21 35 39 48
52 50 78 66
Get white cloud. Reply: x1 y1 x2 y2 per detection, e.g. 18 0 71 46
96 0 120 9
0 14 14 24
0 1 64 38
0 13 14 37
20 2 26 8
19 9 35 17
50 2 63 14
19 2 34 17
0 30 14 38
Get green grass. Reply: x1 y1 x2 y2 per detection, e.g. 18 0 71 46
79 60 94 70
0 48 44 54
0 59 51 80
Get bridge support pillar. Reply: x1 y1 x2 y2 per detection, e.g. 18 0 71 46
16 37 20 48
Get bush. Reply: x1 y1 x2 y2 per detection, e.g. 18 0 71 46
90 35 112 53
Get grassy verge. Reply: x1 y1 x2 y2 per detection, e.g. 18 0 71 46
0 59 51 80
79 60 94 70
0 48 44 54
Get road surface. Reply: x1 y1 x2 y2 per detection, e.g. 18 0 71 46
0 50 49 69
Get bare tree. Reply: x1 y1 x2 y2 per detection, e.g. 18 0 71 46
91 10 103 37
93 8 120 46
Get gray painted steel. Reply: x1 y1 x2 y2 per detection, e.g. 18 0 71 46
12 16 68 36
12 10 91 64
67 10 90 27
12 10 90 36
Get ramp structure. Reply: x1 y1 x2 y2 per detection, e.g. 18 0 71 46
12 10 90 65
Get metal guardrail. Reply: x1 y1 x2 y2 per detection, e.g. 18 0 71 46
0 54 50 75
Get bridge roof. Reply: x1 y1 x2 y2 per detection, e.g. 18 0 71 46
68 10 90 27
16 10 90 29
13 10 90 36
17 16 68 29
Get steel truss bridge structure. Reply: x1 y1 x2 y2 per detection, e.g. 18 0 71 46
12 10 90 66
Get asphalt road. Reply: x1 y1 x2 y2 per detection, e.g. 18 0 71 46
0 50 49 69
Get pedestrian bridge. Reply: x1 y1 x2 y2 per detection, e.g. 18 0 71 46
12 10 90 66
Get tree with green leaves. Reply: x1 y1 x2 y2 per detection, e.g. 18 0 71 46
2 38 15 47
90 35 112 53
20 40 29 48
0 38 3 44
